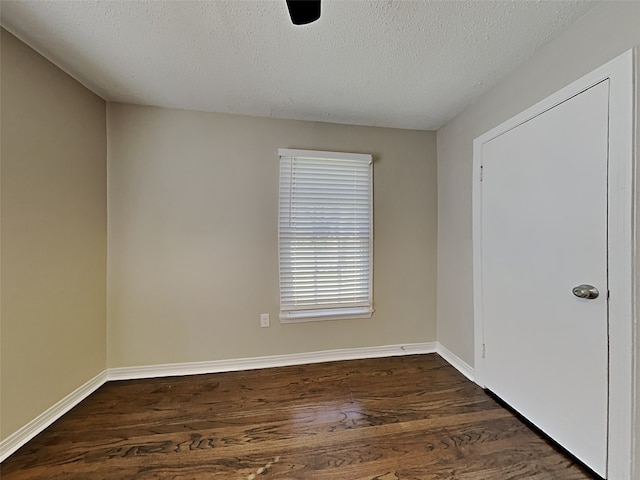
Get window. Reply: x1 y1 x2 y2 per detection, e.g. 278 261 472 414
278 149 373 322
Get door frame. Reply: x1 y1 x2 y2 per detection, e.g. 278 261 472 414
472 50 635 479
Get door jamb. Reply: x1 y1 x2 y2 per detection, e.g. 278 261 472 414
472 49 635 480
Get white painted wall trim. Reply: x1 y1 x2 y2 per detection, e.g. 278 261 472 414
472 49 635 480
606 47 636 480
107 343 437 380
0 370 108 463
436 343 474 382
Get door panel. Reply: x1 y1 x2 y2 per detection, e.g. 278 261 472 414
481 80 609 476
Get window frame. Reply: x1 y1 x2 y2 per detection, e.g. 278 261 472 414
278 148 374 323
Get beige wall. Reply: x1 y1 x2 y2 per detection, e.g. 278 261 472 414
107 104 437 367
0 30 107 440
435 1 640 474
635 46 640 480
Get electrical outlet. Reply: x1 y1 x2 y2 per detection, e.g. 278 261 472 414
260 313 270 328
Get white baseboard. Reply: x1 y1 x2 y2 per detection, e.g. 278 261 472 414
107 342 438 381
436 342 475 381
0 370 108 462
2 341 475 463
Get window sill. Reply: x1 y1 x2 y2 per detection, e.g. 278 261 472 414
280 307 373 324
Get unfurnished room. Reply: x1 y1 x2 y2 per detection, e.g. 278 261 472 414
0 1 639 479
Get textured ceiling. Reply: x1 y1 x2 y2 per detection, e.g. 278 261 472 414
1 0 597 130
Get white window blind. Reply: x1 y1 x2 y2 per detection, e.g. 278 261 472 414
278 149 373 322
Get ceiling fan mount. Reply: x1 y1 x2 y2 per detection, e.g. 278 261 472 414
286 0 321 25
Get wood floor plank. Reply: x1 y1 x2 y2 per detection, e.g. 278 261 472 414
1 354 596 479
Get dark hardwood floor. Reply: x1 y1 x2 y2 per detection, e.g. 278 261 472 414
2 354 595 479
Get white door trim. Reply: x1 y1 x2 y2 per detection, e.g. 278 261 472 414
472 49 635 480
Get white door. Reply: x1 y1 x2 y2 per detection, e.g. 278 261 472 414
480 80 609 476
